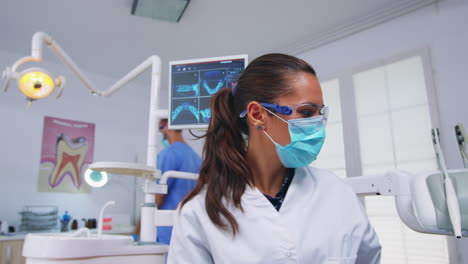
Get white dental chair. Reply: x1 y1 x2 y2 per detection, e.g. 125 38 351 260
344 169 468 238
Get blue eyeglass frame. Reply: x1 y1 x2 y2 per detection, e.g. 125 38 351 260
240 102 327 118
159 123 167 130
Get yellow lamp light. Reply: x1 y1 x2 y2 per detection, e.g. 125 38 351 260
18 68 55 100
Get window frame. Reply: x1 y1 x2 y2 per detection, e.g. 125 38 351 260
317 46 450 263
319 46 441 178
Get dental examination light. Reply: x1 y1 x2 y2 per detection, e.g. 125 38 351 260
1 32 158 108
3 65 65 107
344 128 468 238
4 31 186 263
1 31 163 181
84 168 109 188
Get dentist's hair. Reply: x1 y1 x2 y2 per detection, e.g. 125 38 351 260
181 53 316 235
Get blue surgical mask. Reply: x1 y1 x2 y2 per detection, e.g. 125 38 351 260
263 110 326 168
161 138 170 148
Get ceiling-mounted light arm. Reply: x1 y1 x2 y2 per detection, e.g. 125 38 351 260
5 32 163 98
19 32 99 96
2 56 39 93
31 32 163 99
100 56 160 97
3 31 162 168
2 32 95 96
42 33 100 96
11 57 40 73
9 32 54 72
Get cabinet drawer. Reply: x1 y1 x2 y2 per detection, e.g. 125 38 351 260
0 240 25 264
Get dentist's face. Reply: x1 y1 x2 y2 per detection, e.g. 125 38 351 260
265 73 323 147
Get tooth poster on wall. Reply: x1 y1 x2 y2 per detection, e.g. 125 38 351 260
38 116 95 193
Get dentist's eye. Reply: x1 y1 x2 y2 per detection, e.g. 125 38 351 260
296 104 319 118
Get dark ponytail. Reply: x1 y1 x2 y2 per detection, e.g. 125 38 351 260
181 87 249 234
180 53 317 235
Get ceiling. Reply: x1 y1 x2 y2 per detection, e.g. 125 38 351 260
1 0 438 87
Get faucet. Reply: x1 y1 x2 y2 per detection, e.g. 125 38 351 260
98 201 115 238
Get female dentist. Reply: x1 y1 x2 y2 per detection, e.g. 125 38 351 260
168 53 381 263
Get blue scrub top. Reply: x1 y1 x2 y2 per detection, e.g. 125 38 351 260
156 141 201 244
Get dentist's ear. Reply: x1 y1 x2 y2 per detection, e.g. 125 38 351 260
246 101 266 130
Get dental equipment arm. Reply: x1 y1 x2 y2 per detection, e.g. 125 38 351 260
152 171 198 227
4 32 161 97
108 169 197 244
432 128 462 238
155 170 198 206
140 171 198 230
159 171 199 185
2 32 162 169
2 31 166 244
344 171 429 234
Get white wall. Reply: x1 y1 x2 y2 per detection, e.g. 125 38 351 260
0 49 153 229
298 1 468 263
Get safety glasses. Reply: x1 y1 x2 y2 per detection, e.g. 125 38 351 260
240 102 328 120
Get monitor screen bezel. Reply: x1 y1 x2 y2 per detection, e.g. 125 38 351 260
168 54 248 130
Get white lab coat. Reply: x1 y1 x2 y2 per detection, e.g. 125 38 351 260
168 166 381 264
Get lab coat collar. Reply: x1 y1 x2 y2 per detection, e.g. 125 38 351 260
242 166 311 212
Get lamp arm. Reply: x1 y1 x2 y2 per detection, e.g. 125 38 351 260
12 56 40 72
26 32 163 169
17 32 162 101
5 32 165 244
159 171 199 185
16 32 100 95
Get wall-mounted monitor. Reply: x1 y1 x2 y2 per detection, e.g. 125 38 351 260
168 54 248 130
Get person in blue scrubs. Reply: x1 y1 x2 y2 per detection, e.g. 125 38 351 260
155 118 201 245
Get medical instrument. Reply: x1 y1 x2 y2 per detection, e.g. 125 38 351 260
431 128 462 238
455 123 468 168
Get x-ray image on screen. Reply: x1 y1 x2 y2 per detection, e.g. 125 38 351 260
169 55 247 129
199 97 211 124
172 72 199 98
171 98 200 124
200 70 226 97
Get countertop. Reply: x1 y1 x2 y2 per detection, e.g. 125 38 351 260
0 225 135 241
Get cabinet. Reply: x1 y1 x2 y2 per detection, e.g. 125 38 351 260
0 239 25 264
